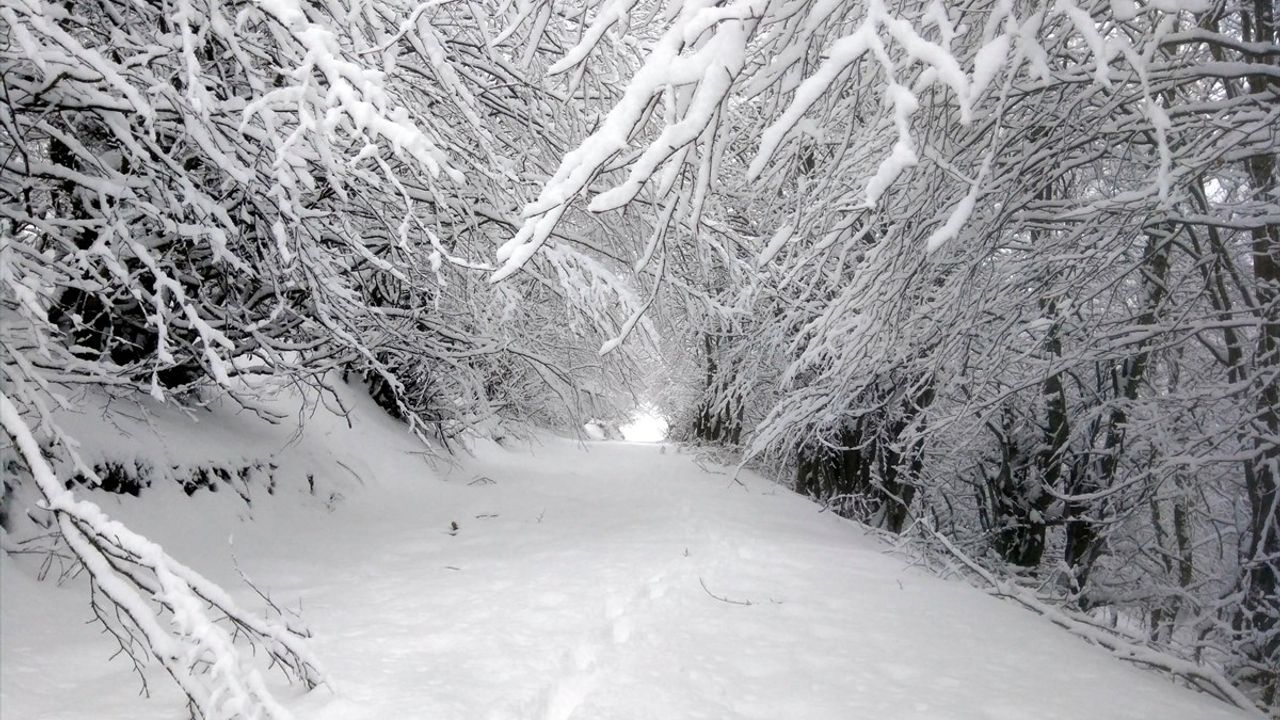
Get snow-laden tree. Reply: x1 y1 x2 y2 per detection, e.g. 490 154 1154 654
1 0 657 713
501 0 1277 709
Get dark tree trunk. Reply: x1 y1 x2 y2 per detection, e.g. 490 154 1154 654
1241 0 1280 699
982 407 1049 567
1226 2 1280 701
795 379 932 534
692 334 743 445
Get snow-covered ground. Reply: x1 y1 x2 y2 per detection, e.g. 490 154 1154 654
1 386 1254 719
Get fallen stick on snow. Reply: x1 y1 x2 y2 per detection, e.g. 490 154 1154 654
699 576 752 606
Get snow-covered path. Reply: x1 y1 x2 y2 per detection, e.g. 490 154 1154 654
291 438 1246 720
1 406 1256 719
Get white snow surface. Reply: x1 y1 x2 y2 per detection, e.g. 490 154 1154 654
1 385 1252 720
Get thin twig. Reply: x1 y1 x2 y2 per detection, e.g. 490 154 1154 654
699 577 752 606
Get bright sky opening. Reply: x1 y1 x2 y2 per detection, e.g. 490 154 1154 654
620 409 669 442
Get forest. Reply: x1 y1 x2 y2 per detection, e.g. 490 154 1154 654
1 0 1277 716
